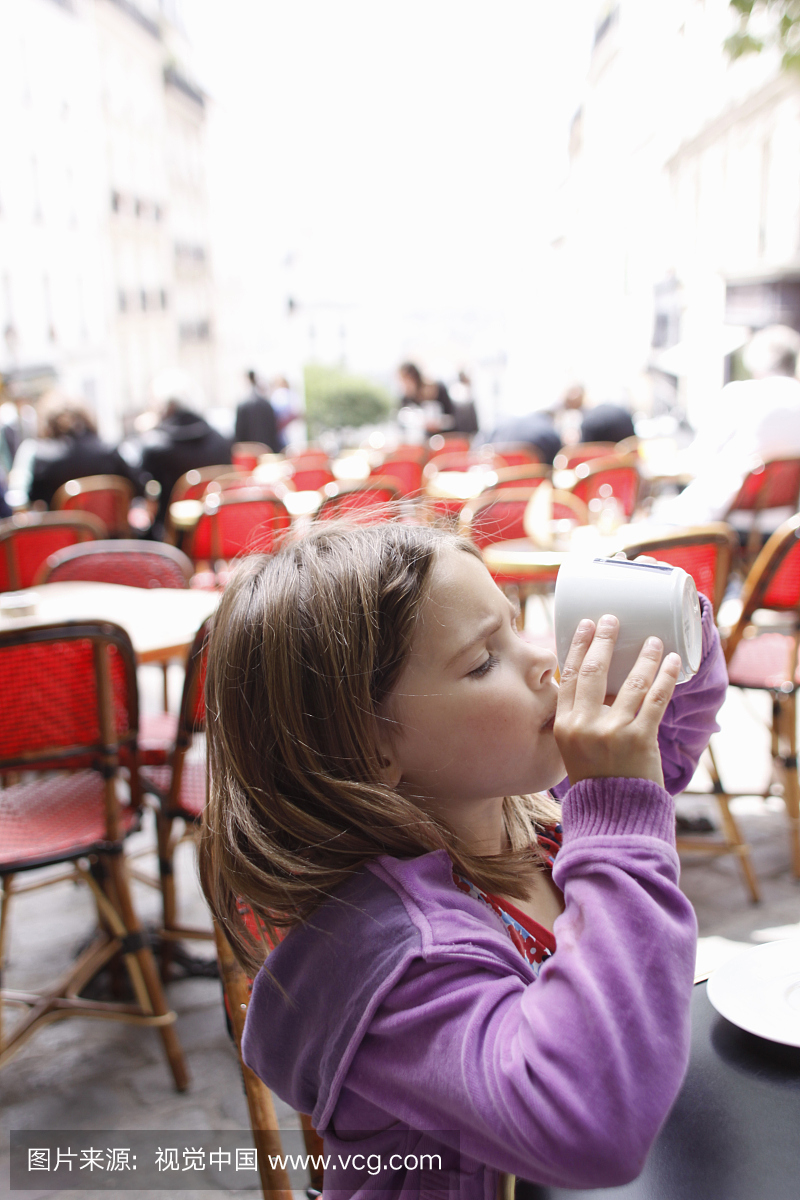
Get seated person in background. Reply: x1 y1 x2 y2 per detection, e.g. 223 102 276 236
398 361 456 433
657 324 800 530
476 409 562 466
9 394 144 509
235 370 282 453
134 399 232 539
580 401 636 446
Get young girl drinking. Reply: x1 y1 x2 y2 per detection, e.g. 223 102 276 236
200 522 727 1197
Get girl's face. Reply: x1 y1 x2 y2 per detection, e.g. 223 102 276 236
383 547 564 809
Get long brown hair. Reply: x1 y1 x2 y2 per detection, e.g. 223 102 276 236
199 522 560 974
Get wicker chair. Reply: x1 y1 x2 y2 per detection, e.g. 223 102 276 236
232 442 270 472
0 619 188 1089
553 442 616 470
569 453 641 519
52 474 135 538
315 479 401 522
184 489 291 571
0 511 107 592
369 458 424 497
726 455 800 564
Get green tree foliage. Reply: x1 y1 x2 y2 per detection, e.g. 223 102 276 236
303 364 393 437
726 0 800 72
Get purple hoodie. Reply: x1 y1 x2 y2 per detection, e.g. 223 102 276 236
242 596 727 1198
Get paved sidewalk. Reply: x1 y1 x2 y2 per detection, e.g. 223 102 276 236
1 670 798 1199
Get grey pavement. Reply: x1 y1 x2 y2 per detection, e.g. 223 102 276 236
1 666 799 1198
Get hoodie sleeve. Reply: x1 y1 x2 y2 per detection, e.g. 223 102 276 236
552 590 726 801
334 778 697 1191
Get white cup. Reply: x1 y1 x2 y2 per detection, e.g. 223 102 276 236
554 555 702 696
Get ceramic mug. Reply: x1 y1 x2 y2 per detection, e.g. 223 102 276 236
554 555 702 695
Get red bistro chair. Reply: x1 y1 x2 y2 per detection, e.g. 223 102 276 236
169 465 235 506
481 464 553 493
315 479 401 523
570 453 641 519
621 523 759 899
721 513 800 881
141 620 211 963
726 456 800 564
370 458 424 497
0 619 189 1089
428 434 472 459
482 442 542 467
0 510 107 592
621 523 738 616
232 442 270 472
185 489 292 571
52 474 135 538
36 539 195 761
553 442 616 470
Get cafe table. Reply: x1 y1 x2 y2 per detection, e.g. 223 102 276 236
517 981 800 1200
0 581 220 664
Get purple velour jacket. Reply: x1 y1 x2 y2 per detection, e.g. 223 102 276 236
242 596 727 1199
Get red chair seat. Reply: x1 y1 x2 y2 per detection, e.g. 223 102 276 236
141 758 205 821
0 771 140 873
139 711 179 765
726 632 800 691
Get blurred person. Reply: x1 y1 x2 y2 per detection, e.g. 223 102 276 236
476 409 562 466
553 384 635 447
449 370 479 435
397 361 456 432
235 370 282 452
134 398 232 538
0 385 37 476
269 375 304 446
9 394 144 509
657 324 800 529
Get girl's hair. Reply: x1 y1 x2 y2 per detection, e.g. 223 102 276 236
199 521 560 974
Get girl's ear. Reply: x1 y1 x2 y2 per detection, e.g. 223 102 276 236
377 748 402 789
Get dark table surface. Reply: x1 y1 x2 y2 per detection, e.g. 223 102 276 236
517 982 800 1200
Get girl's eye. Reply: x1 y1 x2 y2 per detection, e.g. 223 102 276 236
468 654 498 679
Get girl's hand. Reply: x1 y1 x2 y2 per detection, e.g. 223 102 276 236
554 615 681 787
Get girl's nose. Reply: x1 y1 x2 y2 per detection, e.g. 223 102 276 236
520 633 558 688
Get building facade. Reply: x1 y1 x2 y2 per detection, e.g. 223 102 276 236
0 0 215 439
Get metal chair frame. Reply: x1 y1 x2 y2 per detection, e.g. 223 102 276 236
0 619 188 1089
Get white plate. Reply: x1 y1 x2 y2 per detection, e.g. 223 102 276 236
707 937 800 1046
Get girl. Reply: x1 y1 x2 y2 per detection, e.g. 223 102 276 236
200 522 727 1198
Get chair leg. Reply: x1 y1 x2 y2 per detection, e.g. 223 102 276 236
213 922 294 1200
0 874 13 1047
300 1111 325 1192
162 662 170 712
713 793 761 903
775 693 800 878
156 813 178 979
104 852 190 1092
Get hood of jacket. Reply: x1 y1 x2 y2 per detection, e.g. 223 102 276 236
156 408 215 442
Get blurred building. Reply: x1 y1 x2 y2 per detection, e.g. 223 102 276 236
545 0 800 429
0 0 215 439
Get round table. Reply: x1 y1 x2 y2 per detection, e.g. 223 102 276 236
0 581 220 664
517 983 800 1200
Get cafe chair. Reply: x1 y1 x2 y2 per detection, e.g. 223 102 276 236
720 512 800 881
621 523 738 616
140 620 211 969
384 444 430 466
569 453 641 519
0 510 107 592
0 619 189 1090
184 489 291 579
620 524 760 898
212 920 325 1200
315 479 401 522
482 443 542 467
232 442 270 473
285 450 334 492
370 458 424 497
725 455 800 565
52 474 135 538
35 539 195 756
164 465 235 544
481 464 553 492
553 442 616 471
428 433 472 459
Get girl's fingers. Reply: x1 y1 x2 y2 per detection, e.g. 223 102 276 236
572 614 619 708
633 652 682 733
611 635 666 719
556 619 596 712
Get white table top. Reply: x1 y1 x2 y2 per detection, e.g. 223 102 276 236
0 581 220 664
